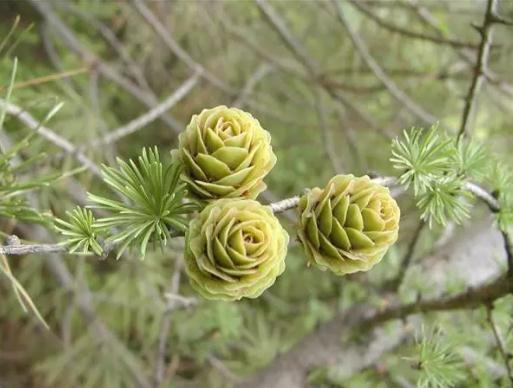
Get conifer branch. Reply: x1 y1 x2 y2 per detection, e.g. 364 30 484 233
0 240 65 256
88 73 200 147
29 0 183 133
154 260 183 388
0 100 102 177
270 176 398 214
360 276 513 329
242 274 513 388
132 0 235 95
268 196 300 214
485 305 513 384
386 220 425 291
332 0 437 124
350 1 480 50
457 0 498 140
0 234 119 257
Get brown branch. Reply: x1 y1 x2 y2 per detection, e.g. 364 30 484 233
242 272 513 388
332 0 437 125
457 0 498 140
351 1 479 49
386 220 425 291
486 305 513 384
0 66 89 92
407 0 513 101
364 276 512 328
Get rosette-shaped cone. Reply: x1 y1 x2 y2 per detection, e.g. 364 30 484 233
298 175 400 275
184 199 289 300
175 106 276 200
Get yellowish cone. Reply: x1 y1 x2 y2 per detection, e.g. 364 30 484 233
174 106 276 201
184 199 289 301
298 175 400 275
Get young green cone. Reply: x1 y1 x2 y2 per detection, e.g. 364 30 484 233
175 106 276 201
298 175 400 275
184 199 289 301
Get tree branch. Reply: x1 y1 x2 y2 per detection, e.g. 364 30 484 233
332 0 437 124
351 1 480 49
0 99 102 177
457 0 498 140
269 196 301 214
243 229 512 388
386 220 425 291
0 241 65 256
89 73 200 147
360 276 513 329
154 260 183 388
131 0 235 95
29 0 183 133
486 305 513 384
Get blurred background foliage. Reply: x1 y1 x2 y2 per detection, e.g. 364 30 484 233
1 1 513 387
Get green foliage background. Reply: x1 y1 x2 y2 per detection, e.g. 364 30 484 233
1 1 513 387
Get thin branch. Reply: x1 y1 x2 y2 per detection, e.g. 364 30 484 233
457 0 498 140
503 231 513 279
232 64 272 108
386 220 425 291
332 0 437 125
0 66 89 92
269 196 300 214
407 0 513 100
223 23 306 78
242 274 513 388
486 305 513 384
465 181 500 212
360 275 513 329
0 241 65 256
254 0 319 74
269 176 398 214
351 1 479 49
89 73 200 147
0 99 102 177
463 184 512 278
132 0 235 95
59 2 151 91
154 260 182 388
316 90 343 174
29 0 183 133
